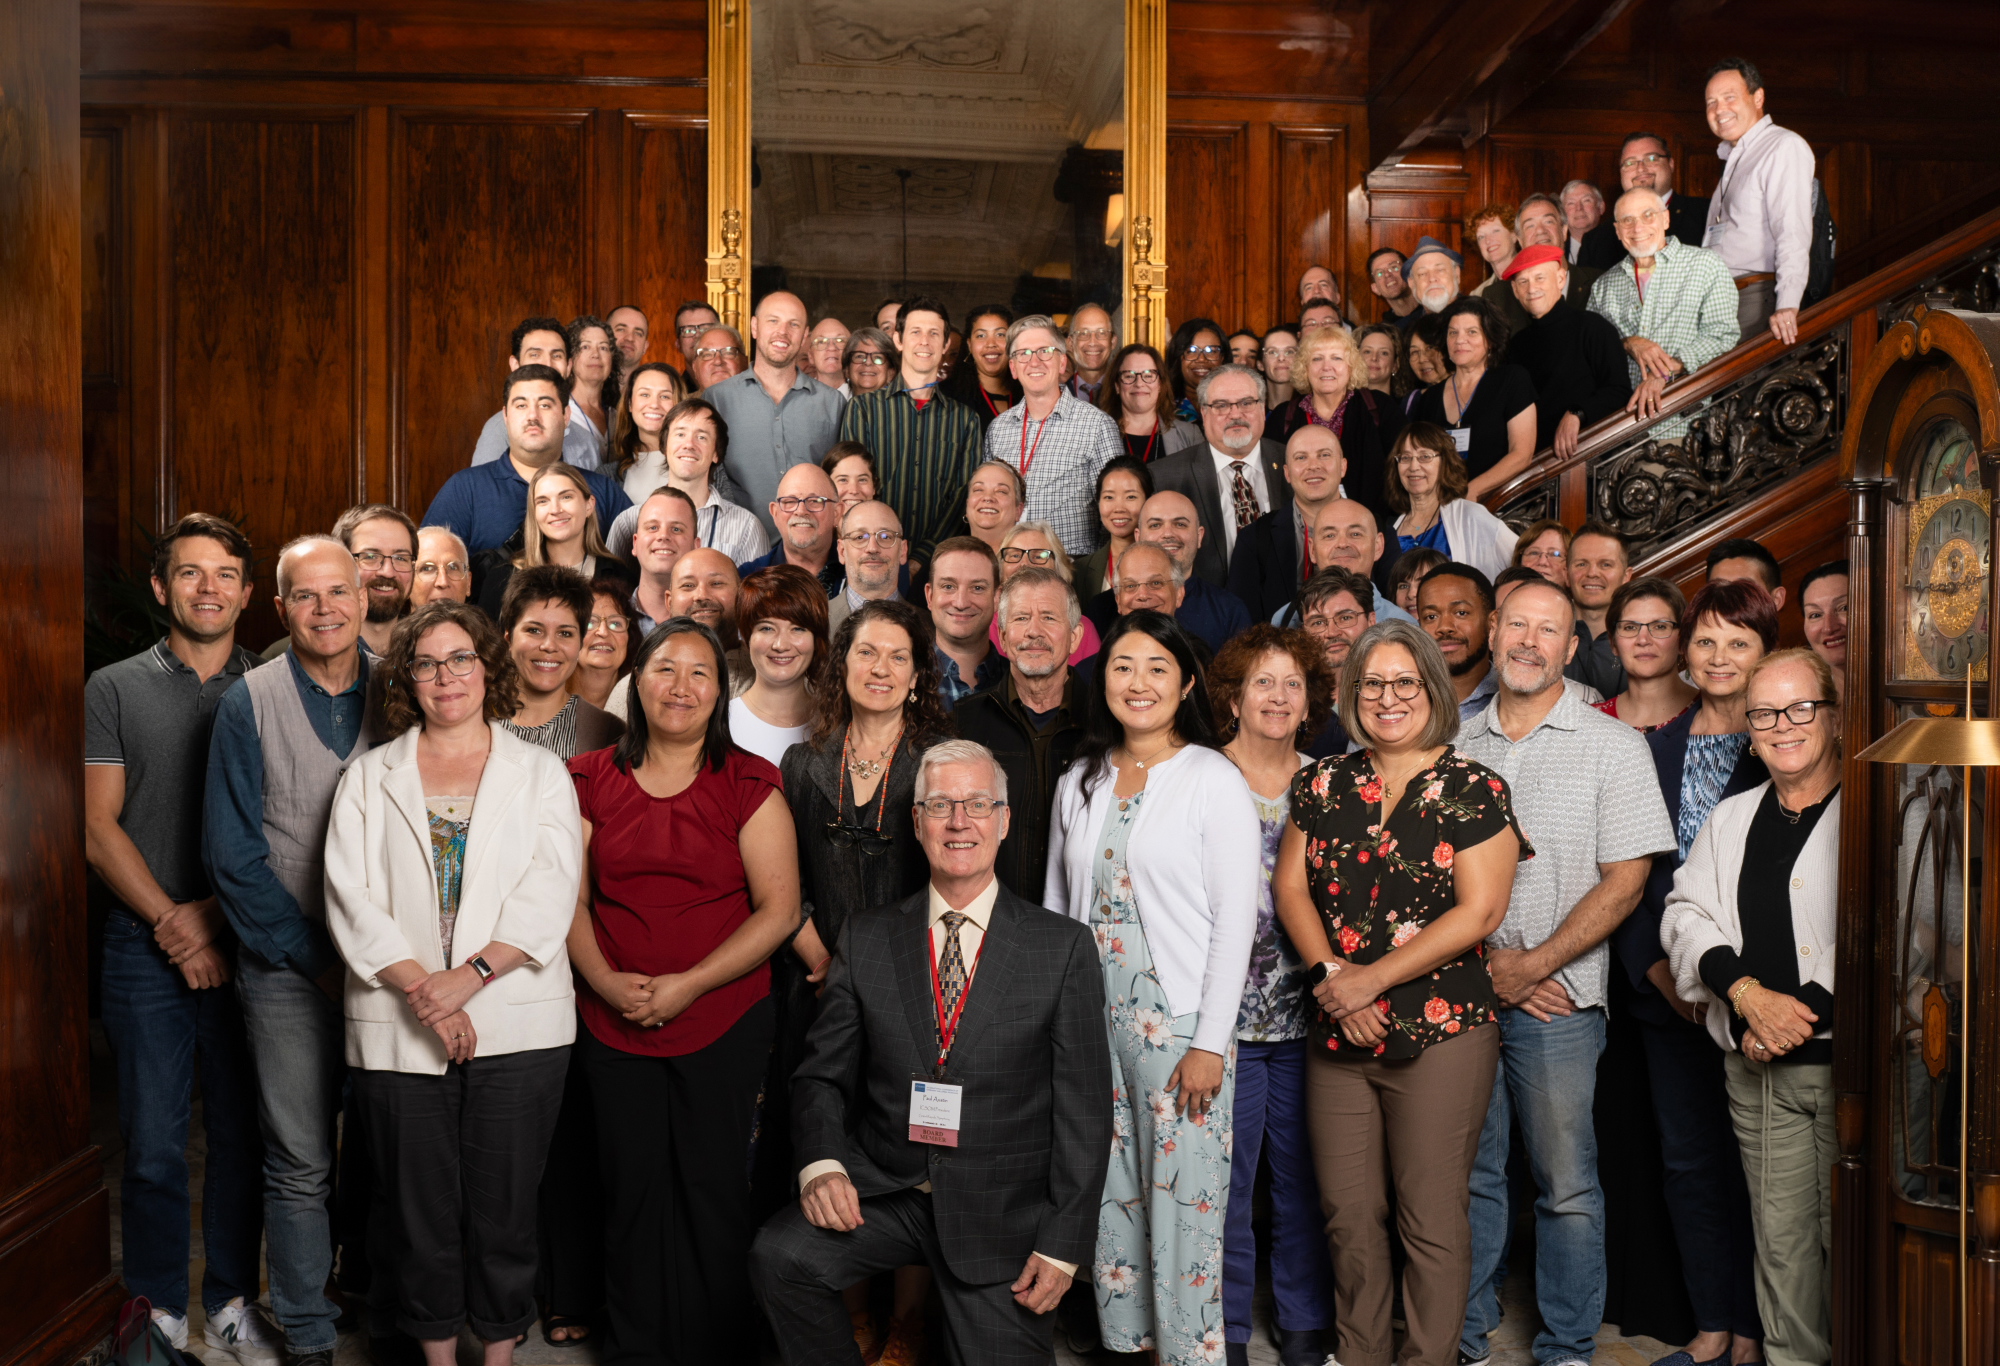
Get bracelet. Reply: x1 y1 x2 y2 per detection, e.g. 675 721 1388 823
1729 977 1759 1017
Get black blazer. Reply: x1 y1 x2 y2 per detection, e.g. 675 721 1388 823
1666 194 1710 252
1227 506 1305 624
1574 218 1625 271
1262 390 1394 531
792 886 1113 1282
950 675 1087 900
1148 437 1290 587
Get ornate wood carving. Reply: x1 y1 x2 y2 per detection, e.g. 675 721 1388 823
1497 477 1557 531
1125 0 1167 349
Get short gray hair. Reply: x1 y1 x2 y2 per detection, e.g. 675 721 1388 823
418 525 469 561
1005 314 1062 354
914 739 1009 805
1195 362 1267 409
1116 542 1185 589
999 519 1072 581
995 565 1081 631
275 534 357 599
1336 619 1460 749
1559 179 1605 207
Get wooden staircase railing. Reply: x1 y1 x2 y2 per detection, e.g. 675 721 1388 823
1478 205 2000 582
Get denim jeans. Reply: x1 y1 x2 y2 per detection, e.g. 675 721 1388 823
236 947 347 1352
100 909 266 1317
1461 1006 1607 1365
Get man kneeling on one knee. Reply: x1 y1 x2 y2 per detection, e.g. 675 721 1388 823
753 739 1113 1365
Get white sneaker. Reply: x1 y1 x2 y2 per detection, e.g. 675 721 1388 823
203 1299 284 1366
150 1310 190 1352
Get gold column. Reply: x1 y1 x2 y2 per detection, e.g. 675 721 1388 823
1124 0 1168 351
706 0 751 333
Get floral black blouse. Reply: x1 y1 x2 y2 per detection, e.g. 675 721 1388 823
1288 745 1531 1059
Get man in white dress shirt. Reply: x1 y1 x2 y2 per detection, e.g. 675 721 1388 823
1700 57 1816 346
1146 365 1286 586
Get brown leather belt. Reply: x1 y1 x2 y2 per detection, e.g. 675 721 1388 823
1733 272 1776 290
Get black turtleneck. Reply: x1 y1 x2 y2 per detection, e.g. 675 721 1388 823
1501 297 1633 451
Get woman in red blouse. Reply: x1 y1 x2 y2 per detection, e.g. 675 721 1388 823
565 619 802 1365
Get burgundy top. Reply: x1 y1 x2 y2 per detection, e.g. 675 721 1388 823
569 746 782 1057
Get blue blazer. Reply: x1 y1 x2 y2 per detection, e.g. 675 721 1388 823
1613 704 1767 1025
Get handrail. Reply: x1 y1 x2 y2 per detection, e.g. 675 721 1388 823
1479 203 2000 521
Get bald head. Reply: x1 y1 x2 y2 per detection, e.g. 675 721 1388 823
1283 423 1346 511
1138 491 1204 577
1311 498 1383 574
1612 187 1669 258
749 291 809 372
771 461 841 557
667 548 741 635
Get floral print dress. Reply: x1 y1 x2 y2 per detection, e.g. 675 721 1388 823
1288 747 1529 1059
1091 789 1236 1365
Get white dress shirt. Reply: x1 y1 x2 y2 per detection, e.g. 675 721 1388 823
1207 443 1272 562
1703 114 1816 311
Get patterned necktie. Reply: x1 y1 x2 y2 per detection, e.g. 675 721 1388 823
936 911 970 1047
1229 461 1261 529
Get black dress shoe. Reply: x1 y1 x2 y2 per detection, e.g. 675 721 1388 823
1279 1326 1332 1366
1226 1342 1250 1366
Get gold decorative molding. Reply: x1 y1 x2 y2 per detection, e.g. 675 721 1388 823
1124 0 1168 350
705 0 751 333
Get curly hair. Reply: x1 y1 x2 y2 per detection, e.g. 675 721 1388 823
807 599 953 750
379 600 521 738
1384 421 1471 512
1207 624 1335 745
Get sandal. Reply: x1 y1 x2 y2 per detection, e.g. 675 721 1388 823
540 1317 592 1346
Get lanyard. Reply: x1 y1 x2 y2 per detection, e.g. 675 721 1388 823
1019 409 1054 476
1448 369 1482 425
700 504 719 549
927 927 985 1074
979 386 1009 419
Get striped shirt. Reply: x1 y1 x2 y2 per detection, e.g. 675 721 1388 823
983 388 1124 556
501 693 582 759
1587 234 1740 440
838 376 984 564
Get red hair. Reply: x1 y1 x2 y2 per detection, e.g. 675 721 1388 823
1682 577 1779 652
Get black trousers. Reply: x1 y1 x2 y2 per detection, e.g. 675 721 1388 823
535 1033 605 1320
751 1188 1056 1366
580 997 774 1366
352 1046 570 1342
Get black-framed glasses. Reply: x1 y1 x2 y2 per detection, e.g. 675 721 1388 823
1746 699 1837 730
849 354 888 368
917 797 1007 820
1615 618 1678 638
677 323 713 338
1011 345 1064 362
999 547 1056 565
354 549 415 570
824 821 894 854
1357 676 1426 701
1117 368 1161 386
1618 152 1670 170
410 651 480 682
1202 397 1261 415
774 495 835 513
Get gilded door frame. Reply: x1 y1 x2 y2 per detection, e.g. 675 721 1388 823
704 0 1169 349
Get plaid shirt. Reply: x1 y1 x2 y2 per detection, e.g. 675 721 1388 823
838 377 984 564
1586 235 1740 440
982 388 1124 556
935 645 1005 707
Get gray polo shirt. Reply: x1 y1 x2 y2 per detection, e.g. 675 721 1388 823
1457 683 1673 1009
703 367 846 537
84 638 260 902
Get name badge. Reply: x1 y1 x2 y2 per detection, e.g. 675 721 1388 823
1448 427 1472 453
908 1079 964 1147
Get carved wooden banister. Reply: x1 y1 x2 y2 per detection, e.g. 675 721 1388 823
1478 205 2000 562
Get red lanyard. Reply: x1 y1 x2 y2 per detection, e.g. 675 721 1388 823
927 926 985 1073
1139 426 1158 464
980 387 1008 419
1019 410 1054 476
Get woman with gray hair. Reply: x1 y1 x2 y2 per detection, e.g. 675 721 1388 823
841 326 898 396
996 519 1099 665
1273 618 1528 1366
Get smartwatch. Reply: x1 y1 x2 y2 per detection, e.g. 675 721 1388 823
1307 961 1337 987
468 955 496 986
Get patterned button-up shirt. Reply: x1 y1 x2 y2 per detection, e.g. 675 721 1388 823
935 644 1005 707
982 388 1124 556
838 377 984 565
1587 235 1740 440
1456 684 1673 1010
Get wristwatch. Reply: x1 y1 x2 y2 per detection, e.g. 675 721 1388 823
1307 961 1337 987
468 955 496 986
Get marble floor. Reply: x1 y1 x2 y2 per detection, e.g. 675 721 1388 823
93 1023 1673 1366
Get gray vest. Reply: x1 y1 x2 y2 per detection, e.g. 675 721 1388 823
242 656 378 921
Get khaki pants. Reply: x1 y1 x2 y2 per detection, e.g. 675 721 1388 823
1723 1054 1835 1366
1306 1025 1500 1366
1736 276 1778 342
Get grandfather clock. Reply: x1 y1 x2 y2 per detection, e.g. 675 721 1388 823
1835 306 2000 1366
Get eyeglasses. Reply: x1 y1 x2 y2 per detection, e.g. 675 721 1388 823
1371 266 1404 280
1615 618 1678 638
1357 676 1426 701
999 547 1056 565
774 495 835 513
677 323 714 338
1618 152 1670 170
354 550 414 570
694 346 741 361
585 615 629 634
1393 452 1440 467
824 821 894 854
1522 547 1565 562
917 796 1007 820
1309 609 1366 629
1746 699 1837 730
843 529 903 546
1202 397 1262 415
410 651 480 682
1613 210 1665 227
1184 345 1223 358
1011 345 1064 362
849 354 888 368
809 335 850 350
1117 368 1161 386
416 560 468 579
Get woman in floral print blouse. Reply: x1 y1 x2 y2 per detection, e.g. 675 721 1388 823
1273 618 1529 1366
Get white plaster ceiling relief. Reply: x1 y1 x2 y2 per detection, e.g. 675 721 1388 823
800 0 1012 68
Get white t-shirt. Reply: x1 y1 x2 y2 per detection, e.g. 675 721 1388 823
729 696 809 769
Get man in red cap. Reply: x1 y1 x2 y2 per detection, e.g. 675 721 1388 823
1499 243 1631 459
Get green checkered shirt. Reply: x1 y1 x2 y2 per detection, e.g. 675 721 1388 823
1586 235 1741 440
837 376 985 563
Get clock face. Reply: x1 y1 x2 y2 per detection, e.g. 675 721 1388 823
1913 417 1979 501
1907 492 1990 680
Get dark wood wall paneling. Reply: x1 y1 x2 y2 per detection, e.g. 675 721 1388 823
2 0 126 1363
81 0 708 647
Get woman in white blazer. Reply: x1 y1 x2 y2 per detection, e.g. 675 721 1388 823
1383 421 1519 582
1043 610 1260 1366
1660 649 1842 1366
325 600 582 1362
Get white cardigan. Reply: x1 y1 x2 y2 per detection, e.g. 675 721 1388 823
1659 782 1838 1054
1043 745 1260 1055
1393 498 1520 583
324 723 582 1074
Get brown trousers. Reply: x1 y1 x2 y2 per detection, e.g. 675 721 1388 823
1305 1025 1500 1366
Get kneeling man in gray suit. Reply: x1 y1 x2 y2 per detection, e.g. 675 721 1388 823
753 739 1112 1364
